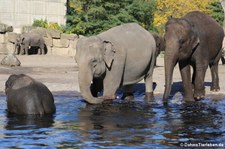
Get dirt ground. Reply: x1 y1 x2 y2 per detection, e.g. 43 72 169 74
0 54 225 99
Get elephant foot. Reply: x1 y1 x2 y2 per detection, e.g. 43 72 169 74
122 93 134 101
98 95 117 100
194 90 205 101
210 86 220 92
144 92 154 100
85 98 104 104
183 95 195 102
124 95 134 101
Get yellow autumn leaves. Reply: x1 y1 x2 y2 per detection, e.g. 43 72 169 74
154 0 216 34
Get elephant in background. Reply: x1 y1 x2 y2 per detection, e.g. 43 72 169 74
76 23 157 104
163 11 224 102
14 32 46 55
5 74 56 115
152 33 165 66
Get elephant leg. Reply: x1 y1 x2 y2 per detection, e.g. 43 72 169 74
101 67 124 100
144 55 155 100
179 62 194 101
193 63 207 100
24 45 29 55
101 75 121 100
122 85 134 100
37 48 41 55
40 45 45 55
38 45 45 55
209 63 220 92
19 49 23 55
144 73 154 100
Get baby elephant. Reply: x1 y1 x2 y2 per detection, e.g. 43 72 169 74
5 74 56 115
14 32 46 55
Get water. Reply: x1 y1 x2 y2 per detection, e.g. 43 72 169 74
0 93 224 148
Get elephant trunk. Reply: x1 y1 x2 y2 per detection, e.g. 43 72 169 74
163 50 178 101
78 67 103 104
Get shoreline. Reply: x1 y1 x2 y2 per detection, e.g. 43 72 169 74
0 54 225 100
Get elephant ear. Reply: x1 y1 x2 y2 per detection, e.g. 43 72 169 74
103 40 116 69
192 36 199 49
190 26 200 49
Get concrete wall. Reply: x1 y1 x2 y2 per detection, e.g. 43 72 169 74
0 0 66 33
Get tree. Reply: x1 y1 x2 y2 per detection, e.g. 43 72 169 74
220 0 225 29
66 0 156 35
220 0 225 51
154 0 213 34
208 0 224 26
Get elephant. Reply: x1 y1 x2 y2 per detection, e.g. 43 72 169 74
75 23 157 104
221 49 225 64
5 74 56 115
152 33 165 66
163 11 224 102
14 32 46 55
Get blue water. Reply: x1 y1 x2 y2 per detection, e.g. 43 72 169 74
0 93 224 148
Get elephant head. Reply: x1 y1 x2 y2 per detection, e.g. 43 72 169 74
5 74 33 96
163 18 199 100
152 33 165 57
75 36 116 104
14 35 21 54
14 35 26 55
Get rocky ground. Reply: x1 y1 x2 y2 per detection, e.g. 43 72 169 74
0 54 225 100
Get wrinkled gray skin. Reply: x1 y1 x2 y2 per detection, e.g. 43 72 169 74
5 74 56 115
76 23 156 104
152 33 165 66
14 33 45 55
163 11 224 102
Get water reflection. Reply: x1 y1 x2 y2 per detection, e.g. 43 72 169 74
0 95 224 148
77 98 225 148
5 114 55 130
78 101 154 147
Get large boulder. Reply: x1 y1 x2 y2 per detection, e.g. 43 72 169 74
0 23 13 33
1 54 21 67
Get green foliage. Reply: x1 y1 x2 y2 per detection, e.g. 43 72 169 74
32 19 64 32
32 19 48 28
208 0 224 26
66 0 156 35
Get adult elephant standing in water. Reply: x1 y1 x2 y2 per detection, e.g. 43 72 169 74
163 11 224 102
76 23 157 104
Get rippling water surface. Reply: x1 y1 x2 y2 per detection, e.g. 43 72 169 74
0 93 224 148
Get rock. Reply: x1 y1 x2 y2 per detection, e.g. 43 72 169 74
0 34 6 43
61 33 78 40
31 28 61 39
51 47 69 56
21 26 36 33
53 39 69 48
44 37 53 47
0 44 7 54
6 32 18 43
46 29 61 39
1 54 21 67
0 23 13 33
6 42 15 53
6 26 13 32
30 27 48 37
